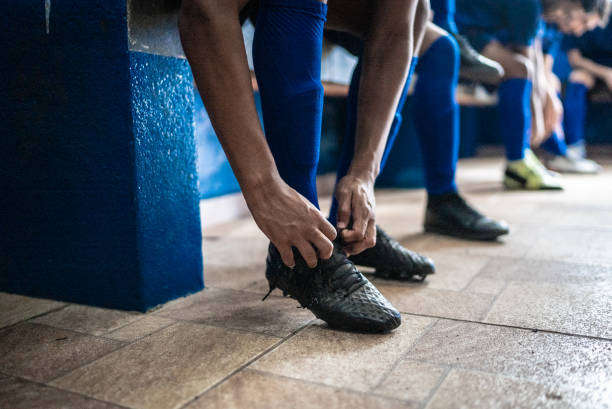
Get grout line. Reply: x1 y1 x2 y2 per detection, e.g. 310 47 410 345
419 367 452 409
44 322 183 385
246 367 410 404
370 317 440 392
0 303 70 332
478 279 510 321
399 312 612 342
0 372 134 409
177 318 317 409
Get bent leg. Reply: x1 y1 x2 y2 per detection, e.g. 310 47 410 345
252 0 328 208
564 69 594 147
482 41 534 161
414 24 460 196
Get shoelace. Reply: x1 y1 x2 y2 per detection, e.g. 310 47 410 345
318 252 366 296
448 194 483 224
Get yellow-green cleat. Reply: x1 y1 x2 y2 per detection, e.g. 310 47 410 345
504 149 564 190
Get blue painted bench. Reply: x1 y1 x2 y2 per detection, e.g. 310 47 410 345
1 0 203 311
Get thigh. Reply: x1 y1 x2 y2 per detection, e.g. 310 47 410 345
326 0 421 38
482 40 532 79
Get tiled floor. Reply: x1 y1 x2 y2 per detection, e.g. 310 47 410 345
2 151 612 409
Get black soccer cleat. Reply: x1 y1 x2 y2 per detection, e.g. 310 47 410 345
453 33 504 85
425 192 509 241
348 226 435 281
264 242 401 333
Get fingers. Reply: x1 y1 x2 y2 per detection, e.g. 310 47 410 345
309 230 334 260
295 240 318 268
341 196 369 243
318 217 337 242
335 188 352 230
344 219 376 256
277 244 295 268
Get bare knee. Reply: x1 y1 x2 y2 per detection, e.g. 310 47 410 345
569 69 595 89
180 0 241 26
503 55 533 79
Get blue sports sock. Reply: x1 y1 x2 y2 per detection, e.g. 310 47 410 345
540 132 568 156
563 81 588 147
252 0 327 208
328 57 418 225
414 35 460 196
430 0 458 34
498 78 533 161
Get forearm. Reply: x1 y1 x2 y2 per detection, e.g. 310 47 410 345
568 49 612 80
179 3 279 191
350 2 418 180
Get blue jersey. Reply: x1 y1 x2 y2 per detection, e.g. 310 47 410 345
540 23 563 59
455 0 542 50
564 21 612 66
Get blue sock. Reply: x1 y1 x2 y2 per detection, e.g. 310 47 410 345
414 35 459 196
498 78 533 161
328 57 418 225
252 0 327 208
541 132 568 156
563 81 588 147
430 0 458 34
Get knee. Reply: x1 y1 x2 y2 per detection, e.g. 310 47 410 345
179 0 234 27
569 69 595 88
503 56 533 79
415 0 431 30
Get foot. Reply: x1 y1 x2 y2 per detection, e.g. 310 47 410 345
348 226 435 281
504 150 564 190
452 33 504 84
547 155 601 174
265 242 401 333
425 192 510 241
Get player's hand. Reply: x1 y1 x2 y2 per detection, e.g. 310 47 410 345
245 178 336 268
334 173 376 256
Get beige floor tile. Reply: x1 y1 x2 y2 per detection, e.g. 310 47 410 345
524 226 612 266
427 369 608 409
155 287 314 337
484 281 612 338
0 293 65 328
252 315 435 392
105 316 176 342
373 360 448 402
368 253 489 293
202 237 268 291
0 323 123 383
477 257 612 286
407 320 612 392
51 322 279 409
377 286 496 321
0 376 124 409
30 305 142 336
464 277 507 295
186 369 414 409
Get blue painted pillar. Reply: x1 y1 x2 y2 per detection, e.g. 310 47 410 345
0 0 204 311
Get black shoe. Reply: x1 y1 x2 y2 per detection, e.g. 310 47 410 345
453 33 504 85
349 227 434 281
425 192 509 241
264 242 401 333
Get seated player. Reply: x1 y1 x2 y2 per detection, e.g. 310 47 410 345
454 0 598 190
429 0 504 84
179 0 428 333
538 3 608 172
326 22 510 257
553 4 612 170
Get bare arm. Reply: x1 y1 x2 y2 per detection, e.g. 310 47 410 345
568 49 612 89
179 0 336 267
330 0 427 254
